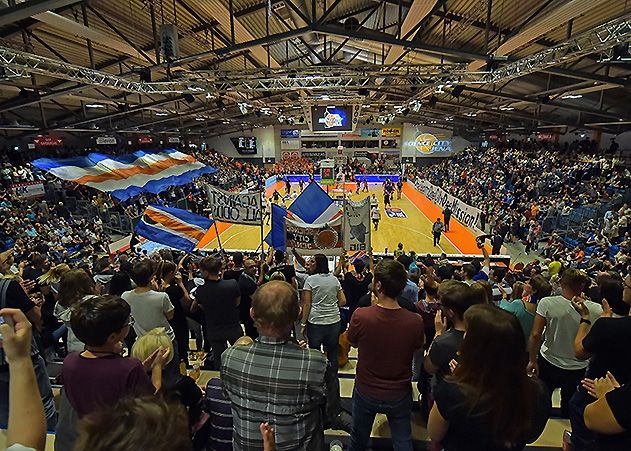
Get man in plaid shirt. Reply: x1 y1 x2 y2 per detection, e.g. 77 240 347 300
221 281 327 451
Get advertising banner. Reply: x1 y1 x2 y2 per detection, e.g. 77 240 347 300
168 137 181 143
360 128 381 138
406 132 452 155
414 179 482 231
280 139 301 149
343 197 370 252
302 151 327 161
11 182 45 198
280 129 300 138
96 136 117 145
285 217 343 255
205 185 262 225
33 136 63 147
381 127 401 138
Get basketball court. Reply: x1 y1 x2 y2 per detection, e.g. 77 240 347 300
197 181 483 256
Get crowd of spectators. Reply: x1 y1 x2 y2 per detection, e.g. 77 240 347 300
415 146 630 264
2 237 630 451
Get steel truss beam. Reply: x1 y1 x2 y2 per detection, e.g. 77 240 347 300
405 13 631 105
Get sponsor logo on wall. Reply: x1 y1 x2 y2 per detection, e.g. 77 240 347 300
415 179 481 231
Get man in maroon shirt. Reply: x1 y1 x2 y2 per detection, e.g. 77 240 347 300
348 260 424 451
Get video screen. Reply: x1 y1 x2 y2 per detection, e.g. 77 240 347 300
311 106 353 132
230 136 257 154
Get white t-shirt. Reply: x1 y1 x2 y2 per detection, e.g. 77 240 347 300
304 273 342 325
121 289 175 341
536 295 602 370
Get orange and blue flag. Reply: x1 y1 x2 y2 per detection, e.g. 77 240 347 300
135 205 213 252
32 149 216 200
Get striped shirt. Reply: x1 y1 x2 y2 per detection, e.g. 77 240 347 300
221 336 327 451
204 378 233 451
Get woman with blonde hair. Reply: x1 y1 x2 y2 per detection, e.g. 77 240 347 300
55 269 96 352
132 328 203 424
132 327 175 391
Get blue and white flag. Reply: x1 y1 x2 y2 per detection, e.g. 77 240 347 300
135 205 213 252
33 149 216 200
265 182 342 250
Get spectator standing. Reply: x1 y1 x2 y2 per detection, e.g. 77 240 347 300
424 281 478 388
432 218 444 247
347 260 424 451
223 252 245 282
55 295 166 451
54 269 96 353
0 251 56 431
428 305 551 451
265 250 297 289
157 261 192 368
528 269 603 417
238 258 259 339
300 254 346 373
221 281 327 451
569 274 631 451
195 257 243 370
342 258 372 318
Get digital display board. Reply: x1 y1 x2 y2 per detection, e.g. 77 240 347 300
230 136 257 154
311 106 353 132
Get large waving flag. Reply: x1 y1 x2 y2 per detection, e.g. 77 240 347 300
265 182 342 250
135 205 213 252
32 149 216 200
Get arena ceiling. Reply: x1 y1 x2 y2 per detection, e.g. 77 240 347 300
0 0 631 140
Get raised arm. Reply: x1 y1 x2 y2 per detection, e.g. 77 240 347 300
0 308 46 451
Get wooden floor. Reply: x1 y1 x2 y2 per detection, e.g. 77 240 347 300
198 182 482 255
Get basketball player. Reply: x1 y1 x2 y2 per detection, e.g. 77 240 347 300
384 191 392 208
362 176 369 193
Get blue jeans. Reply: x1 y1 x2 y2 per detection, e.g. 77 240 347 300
349 387 413 451
307 321 340 372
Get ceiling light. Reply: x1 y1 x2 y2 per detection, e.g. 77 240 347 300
155 112 169 116
85 104 105 108
561 94 582 99
499 106 514 111
195 117 205 121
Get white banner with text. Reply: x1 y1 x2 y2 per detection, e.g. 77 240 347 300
414 179 482 232
205 185 262 225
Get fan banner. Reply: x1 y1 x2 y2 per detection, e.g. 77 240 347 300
285 217 344 256
343 197 371 252
205 185 262 225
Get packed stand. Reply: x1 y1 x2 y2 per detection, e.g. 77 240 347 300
2 236 630 451
414 146 630 261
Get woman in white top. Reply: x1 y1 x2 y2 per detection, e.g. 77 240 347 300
300 254 346 371
54 269 96 353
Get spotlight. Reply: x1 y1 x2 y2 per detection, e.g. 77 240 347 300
358 88 369 96
379 105 386 112
255 110 262 118
216 99 225 110
402 108 410 116
451 85 464 98
428 96 438 107
183 93 195 103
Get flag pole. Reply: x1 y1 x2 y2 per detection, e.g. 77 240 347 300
213 220 225 254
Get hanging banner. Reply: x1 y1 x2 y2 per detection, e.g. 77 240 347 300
205 185 262 225
343 197 370 252
285 217 344 255
96 136 117 145
10 181 45 198
414 179 482 231
33 136 63 147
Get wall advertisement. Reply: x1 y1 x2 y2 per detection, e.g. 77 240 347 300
414 179 482 231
